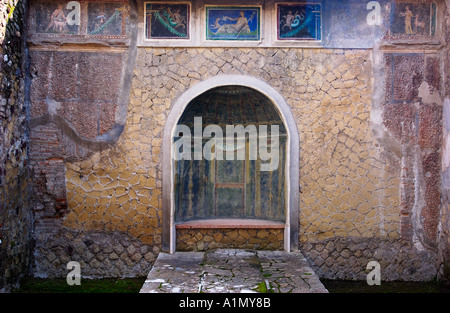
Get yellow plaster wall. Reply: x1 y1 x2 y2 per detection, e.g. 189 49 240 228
62 47 401 247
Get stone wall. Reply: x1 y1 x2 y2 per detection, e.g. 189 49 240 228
300 46 443 280
0 0 33 291
24 0 450 283
28 43 444 281
176 228 284 251
59 46 432 281
33 229 158 278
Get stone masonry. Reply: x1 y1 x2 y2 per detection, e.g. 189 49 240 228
33 228 159 278
176 228 284 251
0 0 447 289
0 0 33 292
59 46 434 280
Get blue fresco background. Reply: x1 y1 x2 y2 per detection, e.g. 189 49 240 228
278 3 322 41
206 7 260 40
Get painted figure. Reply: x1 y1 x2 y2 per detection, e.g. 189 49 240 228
45 4 67 32
390 2 436 37
277 4 320 41
281 10 298 31
88 3 130 36
213 11 253 36
93 12 106 29
414 13 426 33
210 17 222 30
400 5 414 34
146 4 189 39
207 7 259 40
168 7 186 29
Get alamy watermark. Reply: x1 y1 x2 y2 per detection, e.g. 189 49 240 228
66 261 81 286
366 261 381 286
173 117 280 172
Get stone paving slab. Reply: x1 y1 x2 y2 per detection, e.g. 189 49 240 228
140 249 328 293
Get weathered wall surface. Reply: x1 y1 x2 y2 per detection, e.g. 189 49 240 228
27 0 144 278
59 46 434 280
300 49 443 280
317 48 446 280
439 0 450 284
24 0 449 283
0 0 33 291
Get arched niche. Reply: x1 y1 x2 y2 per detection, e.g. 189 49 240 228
162 75 299 253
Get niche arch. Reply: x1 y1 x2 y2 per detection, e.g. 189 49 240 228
162 75 299 253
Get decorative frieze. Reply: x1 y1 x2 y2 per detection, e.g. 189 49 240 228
28 0 132 44
145 2 191 40
26 1 443 48
136 0 442 48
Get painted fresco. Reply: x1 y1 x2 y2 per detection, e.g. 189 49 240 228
145 2 190 39
206 6 260 41
87 3 131 36
389 2 436 37
173 87 287 223
277 3 321 41
174 138 286 222
34 2 80 34
31 1 130 38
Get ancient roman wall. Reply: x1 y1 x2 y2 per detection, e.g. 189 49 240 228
26 0 152 278
0 0 33 291
24 0 450 283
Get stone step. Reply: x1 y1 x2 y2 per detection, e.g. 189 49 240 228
140 249 328 293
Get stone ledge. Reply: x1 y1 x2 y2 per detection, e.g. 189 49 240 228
175 219 285 229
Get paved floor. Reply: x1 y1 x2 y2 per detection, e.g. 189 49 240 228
140 249 328 293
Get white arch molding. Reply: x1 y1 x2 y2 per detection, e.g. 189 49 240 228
161 75 300 253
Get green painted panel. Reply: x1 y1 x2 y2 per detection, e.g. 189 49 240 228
216 188 244 218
